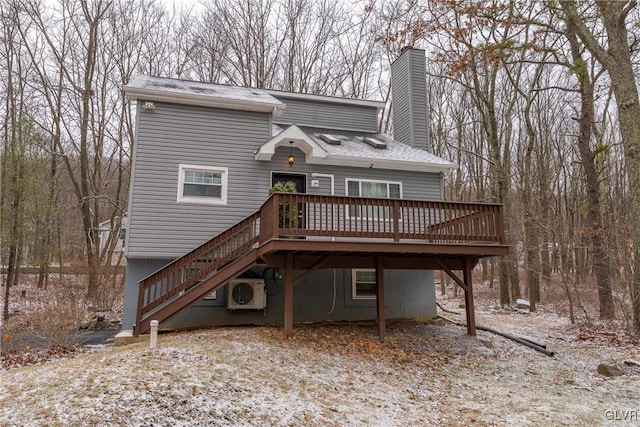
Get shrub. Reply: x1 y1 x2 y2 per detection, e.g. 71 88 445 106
21 303 88 349
268 181 298 228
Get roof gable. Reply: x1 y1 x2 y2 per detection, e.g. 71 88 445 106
254 124 328 162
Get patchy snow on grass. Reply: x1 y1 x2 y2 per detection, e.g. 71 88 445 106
1 312 639 427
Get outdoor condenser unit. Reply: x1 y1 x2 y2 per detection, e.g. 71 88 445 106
227 279 266 310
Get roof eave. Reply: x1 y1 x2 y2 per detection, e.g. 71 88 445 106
265 89 385 110
315 155 456 174
123 86 285 114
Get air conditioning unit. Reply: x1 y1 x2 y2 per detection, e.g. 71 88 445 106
227 279 266 310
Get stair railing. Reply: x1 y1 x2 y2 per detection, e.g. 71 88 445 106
135 211 260 329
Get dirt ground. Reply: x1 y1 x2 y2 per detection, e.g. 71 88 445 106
1 302 639 426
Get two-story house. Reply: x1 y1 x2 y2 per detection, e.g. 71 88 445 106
120 47 507 339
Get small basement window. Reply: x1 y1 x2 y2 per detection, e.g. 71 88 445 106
352 269 377 300
177 164 228 205
203 290 217 300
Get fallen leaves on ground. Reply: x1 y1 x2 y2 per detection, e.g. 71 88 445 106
1 346 89 370
2 312 639 427
570 322 639 348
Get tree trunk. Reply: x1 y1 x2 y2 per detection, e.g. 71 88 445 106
561 0 640 333
595 2 640 331
565 25 615 319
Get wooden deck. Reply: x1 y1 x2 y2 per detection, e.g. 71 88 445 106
134 193 508 338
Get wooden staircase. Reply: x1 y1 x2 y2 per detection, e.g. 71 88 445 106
134 212 261 335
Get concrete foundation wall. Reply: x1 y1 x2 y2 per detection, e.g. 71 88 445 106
123 259 436 331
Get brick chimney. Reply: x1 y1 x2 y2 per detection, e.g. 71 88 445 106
390 47 431 152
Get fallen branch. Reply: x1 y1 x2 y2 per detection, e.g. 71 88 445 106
437 315 555 357
436 302 460 315
518 336 547 349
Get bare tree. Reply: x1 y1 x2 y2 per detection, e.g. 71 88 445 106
22 0 119 301
425 0 525 305
1 0 44 318
561 17 616 319
560 1 640 333
202 0 286 88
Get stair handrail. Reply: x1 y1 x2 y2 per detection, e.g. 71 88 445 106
136 211 260 323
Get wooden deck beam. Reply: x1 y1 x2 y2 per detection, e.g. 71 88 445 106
293 256 329 286
436 257 479 336
376 256 386 340
435 259 468 292
284 253 294 337
463 258 476 336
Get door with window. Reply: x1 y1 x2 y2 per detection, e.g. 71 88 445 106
271 173 306 229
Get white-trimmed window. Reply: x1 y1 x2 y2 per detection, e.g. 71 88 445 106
352 269 377 300
346 179 402 199
346 178 402 219
203 290 217 300
177 165 228 205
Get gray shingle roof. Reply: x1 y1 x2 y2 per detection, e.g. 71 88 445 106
124 76 285 112
272 124 456 170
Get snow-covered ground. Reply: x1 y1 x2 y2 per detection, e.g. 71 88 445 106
1 308 639 426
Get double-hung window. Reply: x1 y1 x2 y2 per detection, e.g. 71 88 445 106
346 178 402 219
352 269 377 300
177 165 228 205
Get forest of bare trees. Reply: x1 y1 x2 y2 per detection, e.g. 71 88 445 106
1 0 639 335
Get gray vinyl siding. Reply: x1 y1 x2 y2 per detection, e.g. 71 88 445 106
272 96 379 133
271 149 442 199
126 101 273 258
127 101 442 259
391 48 431 152
162 268 435 330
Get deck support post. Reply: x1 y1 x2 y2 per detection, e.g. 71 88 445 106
463 258 476 336
284 253 294 337
376 256 386 340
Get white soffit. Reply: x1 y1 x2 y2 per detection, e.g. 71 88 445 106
255 124 328 161
321 155 455 174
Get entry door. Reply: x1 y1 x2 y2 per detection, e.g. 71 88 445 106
271 173 306 194
271 173 306 229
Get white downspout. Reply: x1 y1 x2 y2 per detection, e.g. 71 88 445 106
311 173 338 315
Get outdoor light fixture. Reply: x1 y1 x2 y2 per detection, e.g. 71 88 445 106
288 140 295 167
144 101 155 110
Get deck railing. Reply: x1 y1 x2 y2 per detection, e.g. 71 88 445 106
260 193 505 244
136 194 504 333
